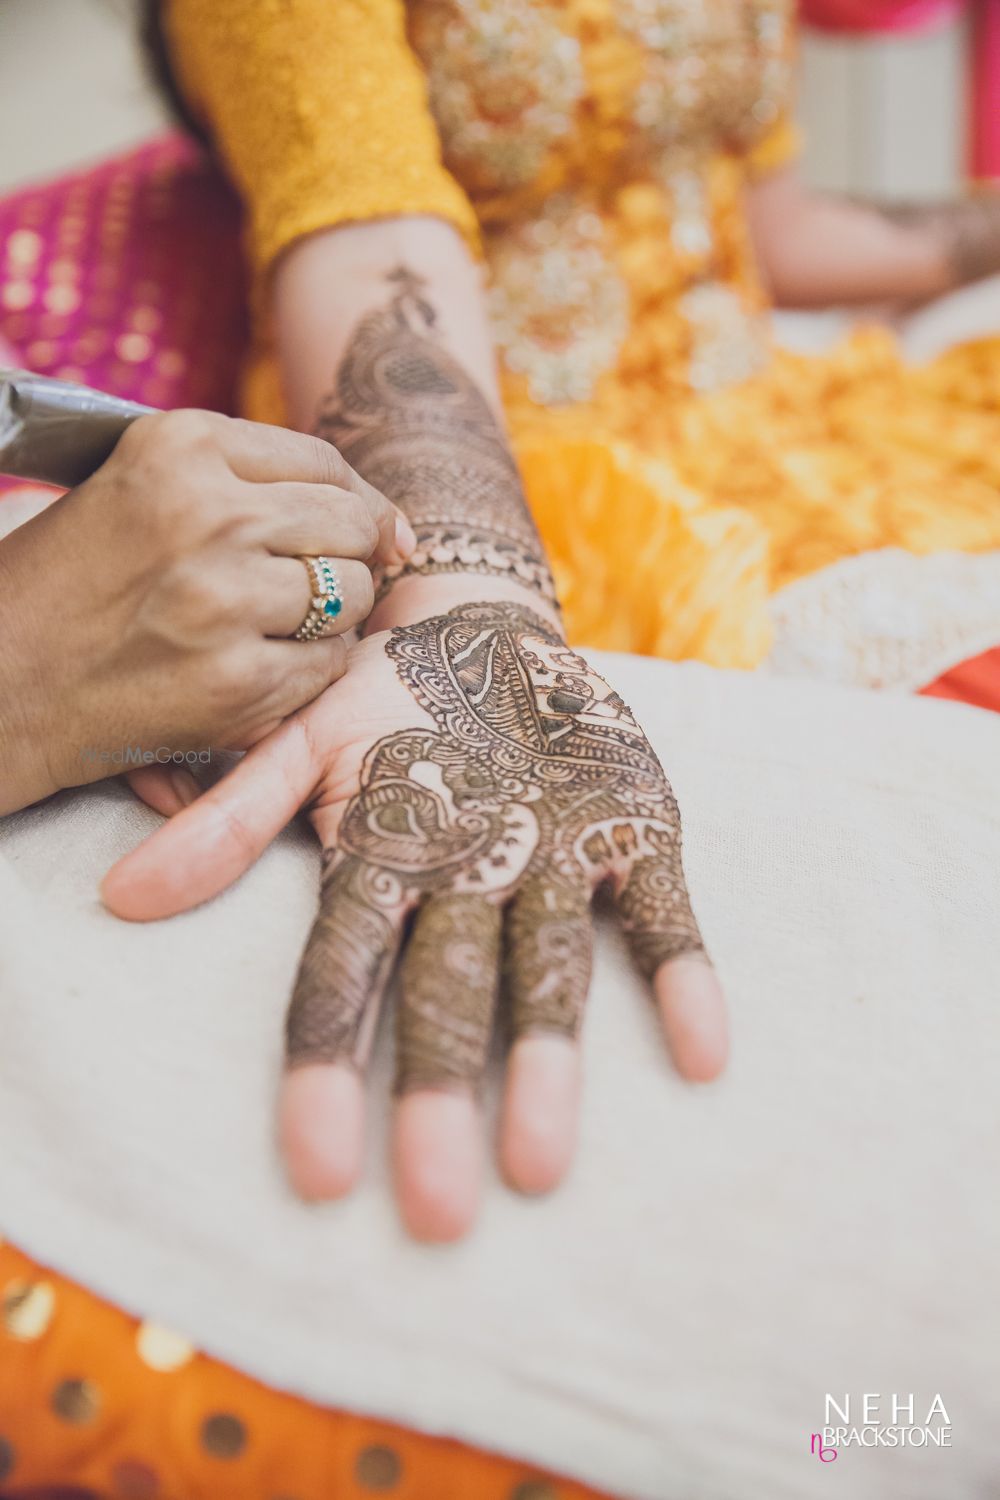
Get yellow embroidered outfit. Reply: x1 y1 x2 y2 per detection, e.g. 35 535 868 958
167 0 1000 673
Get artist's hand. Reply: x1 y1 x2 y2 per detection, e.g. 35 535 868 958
103 599 727 1241
0 409 413 815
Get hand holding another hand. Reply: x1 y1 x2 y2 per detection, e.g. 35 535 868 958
0 408 413 815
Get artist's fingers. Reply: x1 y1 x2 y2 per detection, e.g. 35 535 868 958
256 555 374 638
613 852 727 1080
499 876 592 1194
212 415 413 563
281 855 408 1200
393 893 502 1241
262 484 414 568
210 414 348 484
255 637 349 718
101 714 318 920
125 764 200 817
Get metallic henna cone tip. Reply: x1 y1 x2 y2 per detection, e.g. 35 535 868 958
0 368 154 488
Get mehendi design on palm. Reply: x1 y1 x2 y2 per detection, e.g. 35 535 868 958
287 601 708 1092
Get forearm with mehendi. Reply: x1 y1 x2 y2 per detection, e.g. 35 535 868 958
311 264 560 624
871 194 1000 290
269 219 561 634
749 169 1000 307
268 229 714 1105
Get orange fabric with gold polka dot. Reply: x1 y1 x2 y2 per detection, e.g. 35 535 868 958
0 1240 611 1500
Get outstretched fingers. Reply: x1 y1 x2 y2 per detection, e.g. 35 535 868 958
280 853 408 1201
103 715 319 920
612 830 728 1082
499 874 593 1194
393 892 503 1242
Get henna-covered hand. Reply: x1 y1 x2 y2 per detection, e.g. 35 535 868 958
288 599 708 1092
103 601 726 1239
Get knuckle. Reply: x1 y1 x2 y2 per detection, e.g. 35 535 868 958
356 566 376 615
120 412 224 527
112 413 154 464
364 488 394 531
167 562 233 628
339 560 374 616
145 408 218 463
343 497 379 552
317 636 348 682
268 426 344 486
309 436 347 485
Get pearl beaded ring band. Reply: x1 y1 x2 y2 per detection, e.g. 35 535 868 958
293 555 344 641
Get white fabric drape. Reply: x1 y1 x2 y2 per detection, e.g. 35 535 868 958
1 656 998 1498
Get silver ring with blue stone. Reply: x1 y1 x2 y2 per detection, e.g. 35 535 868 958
293 554 344 641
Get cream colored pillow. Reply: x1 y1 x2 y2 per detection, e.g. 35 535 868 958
0 656 997 1500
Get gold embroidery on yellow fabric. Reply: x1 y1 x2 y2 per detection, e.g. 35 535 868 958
486 194 628 403
616 0 783 155
408 0 792 399
411 0 584 191
678 282 769 391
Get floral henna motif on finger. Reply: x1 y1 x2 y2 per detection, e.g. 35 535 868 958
286 602 708 1091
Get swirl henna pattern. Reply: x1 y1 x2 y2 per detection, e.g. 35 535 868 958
286 601 709 1093
313 266 560 610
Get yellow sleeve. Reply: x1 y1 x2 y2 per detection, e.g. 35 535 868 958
164 0 480 278
745 117 803 180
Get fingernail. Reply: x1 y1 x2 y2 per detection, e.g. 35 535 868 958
170 769 199 808
394 515 417 560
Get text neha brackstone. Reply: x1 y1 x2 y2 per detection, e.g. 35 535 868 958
810 1395 952 1461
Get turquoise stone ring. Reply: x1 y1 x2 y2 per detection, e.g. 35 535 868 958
293 555 346 641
